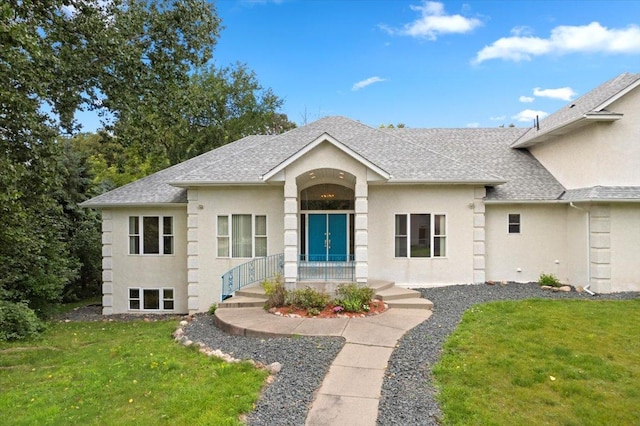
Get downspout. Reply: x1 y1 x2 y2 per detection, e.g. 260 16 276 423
569 202 596 296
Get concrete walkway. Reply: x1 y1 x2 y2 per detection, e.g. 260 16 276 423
214 307 432 425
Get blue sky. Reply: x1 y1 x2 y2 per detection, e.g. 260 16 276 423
80 0 640 131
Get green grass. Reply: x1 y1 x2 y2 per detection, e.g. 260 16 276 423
434 299 640 426
0 320 268 425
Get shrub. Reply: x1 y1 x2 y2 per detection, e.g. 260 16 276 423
286 287 331 310
0 300 45 341
334 283 375 313
539 273 561 287
262 276 287 309
208 303 217 315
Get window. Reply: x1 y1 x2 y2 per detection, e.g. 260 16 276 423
129 216 173 255
254 215 267 257
394 214 447 258
508 214 521 234
217 214 267 258
129 288 174 311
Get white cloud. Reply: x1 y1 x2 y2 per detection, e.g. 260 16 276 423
533 86 576 101
490 115 506 121
512 109 548 123
352 76 386 91
474 22 640 63
382 1 482 40
511 26 534 37
519 96 535 103
466 122 480 128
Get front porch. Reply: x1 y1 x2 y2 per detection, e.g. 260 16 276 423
221 253 355 300
217 279 434 311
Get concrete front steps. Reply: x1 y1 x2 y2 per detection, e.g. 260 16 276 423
217 279 433 311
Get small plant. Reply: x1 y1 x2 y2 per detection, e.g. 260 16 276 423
539 273 561 287
286 287 331 310
208 303 217 315
262 276 287 309
307 307 320 316
334 283 375 313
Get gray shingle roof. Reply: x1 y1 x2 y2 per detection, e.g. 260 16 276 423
387 128 566 201
513 72 640 147
81 135 270 207
561 186 640 201
83 116 569 207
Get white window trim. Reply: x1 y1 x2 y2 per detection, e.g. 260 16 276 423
128 287 175 312
216 214 268 259
128 216 174 256
394 213 448 259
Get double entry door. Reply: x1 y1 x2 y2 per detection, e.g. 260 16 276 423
307 213 348 262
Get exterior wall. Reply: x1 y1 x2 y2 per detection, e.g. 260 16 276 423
529 87 640 189
189 186 284 312
609 204 640 292
566 205 589 286
485 204 568 283
367 185 480 286
105 206 188 314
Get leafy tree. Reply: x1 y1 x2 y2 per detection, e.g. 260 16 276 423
112 62 297 167
0 0 223 337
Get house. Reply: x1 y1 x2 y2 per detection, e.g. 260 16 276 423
83 72 640 315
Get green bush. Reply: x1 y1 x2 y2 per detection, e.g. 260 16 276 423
208 303 217 315
262 276 287 309
334 283 375 312
0 300 45 341
286 287 331 310
539 273 561 287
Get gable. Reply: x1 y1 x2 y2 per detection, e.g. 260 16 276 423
512 73 640 148
262 133 390 183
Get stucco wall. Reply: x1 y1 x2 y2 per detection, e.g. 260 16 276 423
368 185 478 286
191 186 284 310
566 205 589 286
106 206 188 314
609 204 640 291
485 204 568 283
529 87 640 189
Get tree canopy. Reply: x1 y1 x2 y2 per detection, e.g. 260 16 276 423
0 0 294 339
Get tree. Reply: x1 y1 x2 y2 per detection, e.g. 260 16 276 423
112 62 297 168
0 0 223 337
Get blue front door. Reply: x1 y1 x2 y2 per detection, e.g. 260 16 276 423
308 214 347 261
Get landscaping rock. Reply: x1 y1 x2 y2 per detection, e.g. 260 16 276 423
268 362 282 374
559 286 572 292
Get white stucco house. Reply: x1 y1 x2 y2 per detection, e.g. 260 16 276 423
83 72 640 315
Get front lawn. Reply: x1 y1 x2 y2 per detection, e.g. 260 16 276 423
434 299 640 425
0 319 267 425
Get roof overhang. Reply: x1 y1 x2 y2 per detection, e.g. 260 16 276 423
511 113 623 148
80 202 188 209
260 132 391 182
385 179 506 185
168 180 268 187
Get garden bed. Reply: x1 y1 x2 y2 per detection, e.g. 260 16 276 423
268 300 387 318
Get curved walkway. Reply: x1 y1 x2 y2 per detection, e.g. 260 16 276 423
214 307 432 426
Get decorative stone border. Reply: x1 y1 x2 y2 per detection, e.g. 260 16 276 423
172 318 282 375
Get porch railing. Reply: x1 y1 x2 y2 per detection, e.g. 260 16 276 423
221 253 284 300
298 254 355 281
